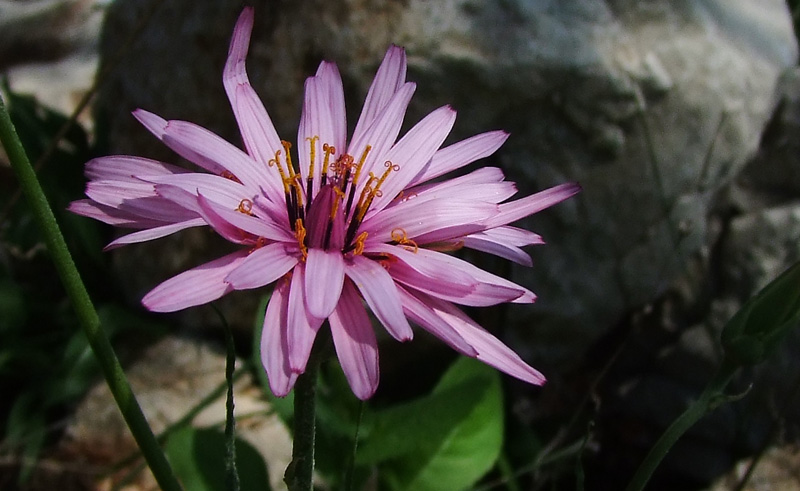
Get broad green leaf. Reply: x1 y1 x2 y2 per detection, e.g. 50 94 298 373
361 357 504 491
165 426 271 491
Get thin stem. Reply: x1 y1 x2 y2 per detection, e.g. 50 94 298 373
0 95 182 491
624 361 738 491
344 400 365 491
284 362 320 491
215 304 241 491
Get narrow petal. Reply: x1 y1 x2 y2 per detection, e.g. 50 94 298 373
69 199 164 228
85 155 188 181
104 218 206 250
329 281 379 400
347 82 416 187
223 7 285 171
395 285 477 356
315 61 347 153
365 243 476 298
304 248 346 319
197 192 293 243
352 45 407 141
367 245 532 306
345 255 413 342
430 298 546 385
361 197 496 244
298 76 338 198
160 120 274 192
142 251 248 312
485 182 582 228
260 277 298 397
287 265 325 372
403 167 516 205
461 234 533 266
225 243 299 290
147 173 248 209
369 105 457 213
408 130 509 187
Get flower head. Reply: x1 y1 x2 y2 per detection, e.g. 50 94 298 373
70 8 580 400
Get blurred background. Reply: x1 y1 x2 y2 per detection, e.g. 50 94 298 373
2 0 800 489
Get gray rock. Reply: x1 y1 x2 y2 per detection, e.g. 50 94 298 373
95 0 797 371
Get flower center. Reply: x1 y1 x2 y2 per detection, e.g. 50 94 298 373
265 137 400 260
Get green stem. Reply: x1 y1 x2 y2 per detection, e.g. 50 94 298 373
0 95 183 491
624 361 738 491
223 311 240 491
284 362 320 491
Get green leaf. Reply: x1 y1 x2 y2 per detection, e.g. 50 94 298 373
165 426 271 491
721 261 800 366
360 357 504 491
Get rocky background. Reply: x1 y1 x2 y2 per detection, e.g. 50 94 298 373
4 0 800 489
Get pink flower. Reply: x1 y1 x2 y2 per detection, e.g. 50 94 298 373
70 8 580 400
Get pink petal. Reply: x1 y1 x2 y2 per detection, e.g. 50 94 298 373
345 255 413 342
352 45 407 142
69 199 163 228
461 234 532 267
222 7 285 173
197 192 293 243
430 298 546 385
161 120 274 191
365 243 476 299
260 277 298 397
104 218 206 250
147 173 248 209
195 193 253 245
141 251 248 312
85 155 187 181
408 130 509 187
368 105 457 213
373 246 532 306
395 285 476 356
225 243 299 290
404 167 516 205
485 182 582 228
304 248 345 319
347 82 416 189
461 226 544 266
315 61 347 153
287 265 325 372
329 281 379 400
361 197 496 244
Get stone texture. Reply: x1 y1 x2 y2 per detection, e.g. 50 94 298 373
95 0 798 371
2 0 104 123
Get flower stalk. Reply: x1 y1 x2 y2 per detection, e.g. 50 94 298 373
284 358 320 491
624 360 738 491
0 95 183 491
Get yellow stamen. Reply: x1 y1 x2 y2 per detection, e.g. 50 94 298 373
281 140 295 179
330 187 345 220
352 231 368 256
269 150 290 193
391 227 418 253
294 218 307 260
351 145 372 186
375 161 399 190
237 199 254 216
354 175 379 223
305 136 319 179
322 143 336 178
